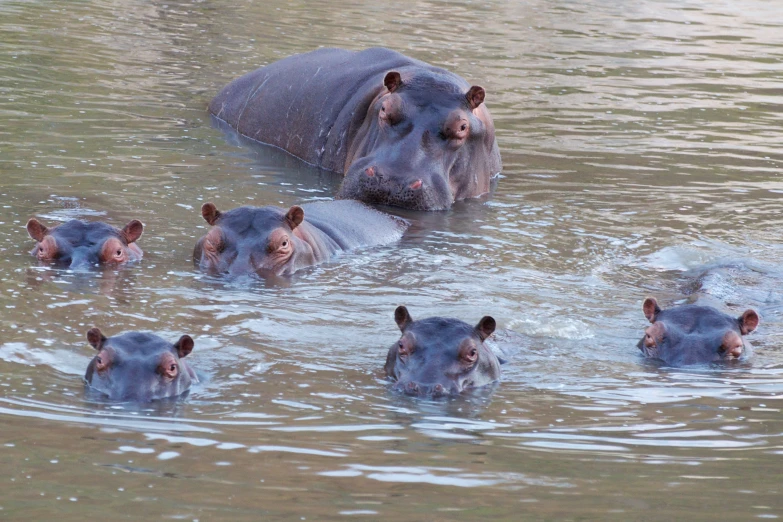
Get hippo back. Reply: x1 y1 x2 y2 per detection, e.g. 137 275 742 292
301 200 408 251
210 48 430 172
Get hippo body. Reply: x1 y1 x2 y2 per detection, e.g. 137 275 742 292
639 297 759 366
84 328 197 402
384 306 502 396
194 199 407 277
26 218 143 269
209 47 502 210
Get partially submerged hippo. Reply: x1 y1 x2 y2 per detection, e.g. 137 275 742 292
209 47 502 210
193 199 407 277
84 328 197 402
384 306 502 396
26 218 143 269
639 297 759 366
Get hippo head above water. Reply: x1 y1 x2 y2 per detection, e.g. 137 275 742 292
638 297 760 366
384 306 502 397
338 70 500 210
84 328 197 402
26 218 143 269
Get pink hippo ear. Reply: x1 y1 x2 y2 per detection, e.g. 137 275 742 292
384 71 402 93
394 305 413 332
643 297 661 323
739 309 759 335
475 316 496 341
87 327 107 350
466 86 485 110
201 203 222 226
174 335 194 358
285 206 304 229
122 219 144 244
26 218 49 242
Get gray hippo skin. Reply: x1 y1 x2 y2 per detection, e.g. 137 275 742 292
208 47 502 210
193 200 407 277
385 306 501 396
639 297 759 366
27 218 143 269
84 328 197 402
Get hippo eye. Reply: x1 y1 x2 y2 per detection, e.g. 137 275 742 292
281 240 288 248
96 356 102 365
460 124 467 132
116 249 122 256
170 364 176 372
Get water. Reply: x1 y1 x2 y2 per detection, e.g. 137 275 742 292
1 0 782 519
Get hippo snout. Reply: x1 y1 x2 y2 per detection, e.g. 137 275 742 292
394 380 456 398
338 163 452 211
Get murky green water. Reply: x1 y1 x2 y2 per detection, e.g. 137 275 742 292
2 0 782 519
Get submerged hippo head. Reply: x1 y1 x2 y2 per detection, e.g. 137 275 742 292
194 202 320 277
26 218 143 269
384 306 501 396
84 328 197 402
338 71 501 210
638 297 759 366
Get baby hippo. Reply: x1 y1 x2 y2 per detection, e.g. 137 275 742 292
84 328 197 402
194 200 407 277
385 306 502 396
27 218 143 269
639 297 759 366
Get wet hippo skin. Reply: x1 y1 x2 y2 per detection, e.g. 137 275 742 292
193 199 408 277
639 297 759 366
26 218 143 269
209 47 502 210
384 306 502 396
84 328 197 402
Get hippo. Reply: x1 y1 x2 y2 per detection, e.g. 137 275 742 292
193 199 407 277
638 297 760 366
26 218 143 269
384 306 502 396
84 328 197 402
209 47 502 210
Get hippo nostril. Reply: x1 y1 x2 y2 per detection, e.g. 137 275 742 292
409 179 422 190
365 166 376 177
406 381 420 395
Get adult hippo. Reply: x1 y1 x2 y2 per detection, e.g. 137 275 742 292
26 218 143 269
194 200 407 277
209 47 502 210
384 306 502 396
84 328 197 402
639 297 759 366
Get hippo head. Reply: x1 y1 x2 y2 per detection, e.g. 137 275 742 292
84 328 197 402
384 306 501 396
27 218 143 269
338 70 501 210
194 203 320 277
638 297 760 366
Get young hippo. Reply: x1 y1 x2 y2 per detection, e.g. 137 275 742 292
84 328 197 402
27 218 143 269
384 306 502 396
639 297 760 366
193 200 407 277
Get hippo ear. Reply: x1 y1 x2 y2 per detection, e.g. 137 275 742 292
174 335 194 358
201 203 222 226
27 218 49 242
285 206 305 230
739 309 759 335
643 297 661 323
384 71 402 93
475 316 496 341
394 306 413 331
466 86 485 110
87 327 107 350
122 219 144 244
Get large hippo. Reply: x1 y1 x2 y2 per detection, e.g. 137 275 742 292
384 306 502 396
193 199 407 277
639 297 759 366
209 47 502 210
84 328 197 402
26 218 143 269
